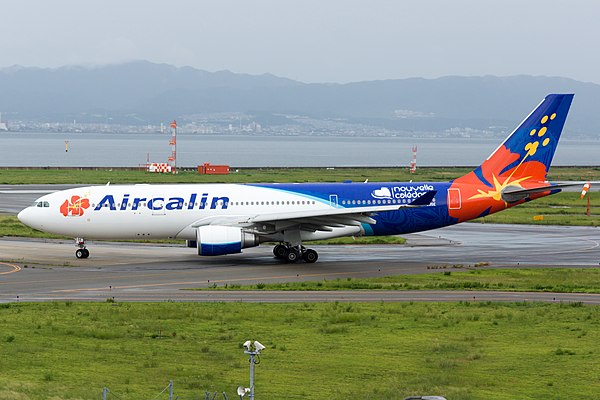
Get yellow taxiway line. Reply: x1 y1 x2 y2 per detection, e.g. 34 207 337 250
0 262 21 275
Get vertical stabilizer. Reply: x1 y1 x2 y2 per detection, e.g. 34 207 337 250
448 94 574 222
476 94 574 183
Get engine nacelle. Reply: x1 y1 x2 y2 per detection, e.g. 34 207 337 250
196 226 260 256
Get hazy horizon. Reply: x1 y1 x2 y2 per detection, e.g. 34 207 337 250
1 1 598 84
4 60 599 86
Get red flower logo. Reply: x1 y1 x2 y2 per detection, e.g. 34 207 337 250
60 195 90 217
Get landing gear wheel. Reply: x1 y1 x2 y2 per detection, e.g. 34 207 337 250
75 248 89 259
74 237 89 259
286 249 299 263
302 249 318 263
273 244 288 259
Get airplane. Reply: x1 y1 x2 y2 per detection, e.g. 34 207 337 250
18 94 577 263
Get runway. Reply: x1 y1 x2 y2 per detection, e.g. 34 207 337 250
1 224 600 303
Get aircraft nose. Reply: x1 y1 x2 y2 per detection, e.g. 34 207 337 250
17 207 34 227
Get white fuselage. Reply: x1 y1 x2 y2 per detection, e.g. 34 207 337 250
17 183 364 242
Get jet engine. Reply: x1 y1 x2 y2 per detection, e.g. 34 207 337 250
196 225 260 256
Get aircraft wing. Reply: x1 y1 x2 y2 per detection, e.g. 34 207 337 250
191 190 436 233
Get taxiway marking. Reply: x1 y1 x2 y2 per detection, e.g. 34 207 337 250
0 262 21 275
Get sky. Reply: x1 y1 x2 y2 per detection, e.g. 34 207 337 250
0 0 598 84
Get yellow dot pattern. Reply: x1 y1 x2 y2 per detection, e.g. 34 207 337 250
537 127 547 137
525 141 539 156
524 113 555 156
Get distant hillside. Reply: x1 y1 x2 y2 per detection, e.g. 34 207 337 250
0 61 598 136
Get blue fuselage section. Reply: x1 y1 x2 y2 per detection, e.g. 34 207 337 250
250 181 456 235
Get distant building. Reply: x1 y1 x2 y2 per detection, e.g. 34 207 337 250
0 113 8 131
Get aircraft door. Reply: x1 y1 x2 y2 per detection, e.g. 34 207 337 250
329 194 339 208
448 188 461 210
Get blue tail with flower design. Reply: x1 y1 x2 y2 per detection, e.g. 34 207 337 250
448 94 574 222
480 94 574 182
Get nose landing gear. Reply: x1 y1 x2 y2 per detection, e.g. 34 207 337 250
75 238 90 259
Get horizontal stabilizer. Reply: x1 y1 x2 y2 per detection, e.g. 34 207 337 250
502 182 599 203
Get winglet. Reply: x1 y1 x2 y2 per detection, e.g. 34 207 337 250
408 190 437 206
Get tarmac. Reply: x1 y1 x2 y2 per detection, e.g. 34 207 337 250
1 224 599 303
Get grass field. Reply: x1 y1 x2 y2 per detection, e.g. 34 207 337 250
1 301 599 400
2 166 600 184
196 268 600 293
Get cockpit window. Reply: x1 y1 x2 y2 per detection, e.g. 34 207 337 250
43 201 50 207
33 201 50 208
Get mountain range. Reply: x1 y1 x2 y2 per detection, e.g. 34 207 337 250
0 60 598 136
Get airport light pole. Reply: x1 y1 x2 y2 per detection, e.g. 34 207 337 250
238 340 266 400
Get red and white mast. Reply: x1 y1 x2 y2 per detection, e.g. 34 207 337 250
168 120 177 174
409 145 417 173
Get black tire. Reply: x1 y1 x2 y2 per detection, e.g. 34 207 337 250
303 249 318 263
286 250 299 263
273 244 287 259
76 249 85 259
82 249 90 259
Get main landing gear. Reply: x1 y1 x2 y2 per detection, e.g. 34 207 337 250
75 237 90 259
273 243 318 263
